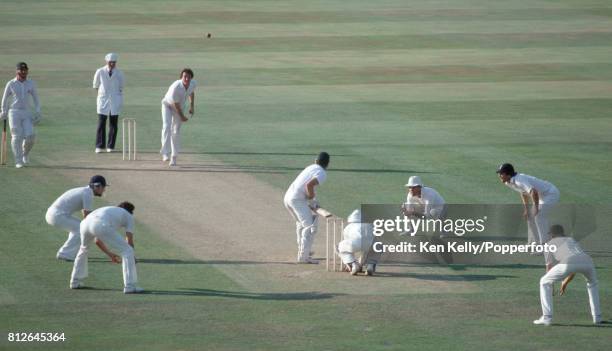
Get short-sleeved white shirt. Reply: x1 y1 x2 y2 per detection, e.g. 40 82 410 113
547 237 590 264
505 173 557 197
162 79 197 106
88 206 134 233
49 186 94 214
285 164 327 200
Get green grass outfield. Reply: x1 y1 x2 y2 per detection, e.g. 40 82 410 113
1 0 612 350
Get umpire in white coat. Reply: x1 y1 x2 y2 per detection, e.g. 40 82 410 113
93 53 124 153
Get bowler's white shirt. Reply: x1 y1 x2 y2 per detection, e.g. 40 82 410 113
162 79 197 106
49 186 94 215
1 78 40 116
88 206 134 233
505 173 557 197
93 66 124 115
405 187 445 218
286 164 327 200
548 237 590 264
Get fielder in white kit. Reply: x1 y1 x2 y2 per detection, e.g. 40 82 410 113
46 175 107 261
402 176 446 220
284 152 330 263
533 225 601 326
497 163 560 245
338 209 374 275
0 62 41 168
160 68 196 166
70 202 143 294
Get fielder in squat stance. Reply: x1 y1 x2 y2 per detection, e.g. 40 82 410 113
70 201 143 294
284 152 330 263
534 224 601 326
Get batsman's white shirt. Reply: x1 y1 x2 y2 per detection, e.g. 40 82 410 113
86 206 134 233
162 79 197 107
405 187 445 218
0 78 40 117
285 164 327 200
505 174 558 201
48 186 94 215
93 66 124 115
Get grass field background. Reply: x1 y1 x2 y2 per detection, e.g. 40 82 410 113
1 0 612 350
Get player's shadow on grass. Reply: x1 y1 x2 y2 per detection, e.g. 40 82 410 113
376 272 516 281
555 321 612 328
143 288 341 301
134 258 295 265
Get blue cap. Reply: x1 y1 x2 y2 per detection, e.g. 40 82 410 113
89 175 107 187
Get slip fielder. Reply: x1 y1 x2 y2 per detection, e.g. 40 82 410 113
533 225 601 326
45 175 107 261
70 201 143 294
496 163 560 245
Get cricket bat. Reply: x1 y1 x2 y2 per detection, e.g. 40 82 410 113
1 120 7 165
315 208 333 218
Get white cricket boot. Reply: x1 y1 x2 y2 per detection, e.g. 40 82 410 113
169 156 177 166
533 316 552 326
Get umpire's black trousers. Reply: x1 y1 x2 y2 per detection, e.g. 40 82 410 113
96 114 119 149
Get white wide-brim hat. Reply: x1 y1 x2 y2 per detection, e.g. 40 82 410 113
405 176 423 187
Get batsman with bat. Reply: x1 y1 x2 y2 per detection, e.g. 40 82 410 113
1 119 7 165
0 62 41 168
284 152 330 263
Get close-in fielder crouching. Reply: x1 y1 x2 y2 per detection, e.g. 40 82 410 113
338 209 375 275
534 224 601 326
45 175 107 261
70 202 143 294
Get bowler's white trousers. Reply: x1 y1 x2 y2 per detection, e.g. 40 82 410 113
160 103 182 158
539 258 600 320
283 194 318 261
45 208 81 259
71 216 138 289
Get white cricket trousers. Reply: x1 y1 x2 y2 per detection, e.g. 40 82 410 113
45 208 81 259
8 109 35 163
71 216 138 289
283 194 318 261
539 259 600 320
160 103 182 158
533 187 560 244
